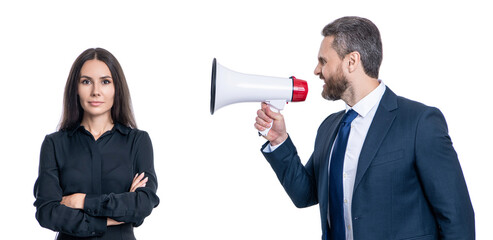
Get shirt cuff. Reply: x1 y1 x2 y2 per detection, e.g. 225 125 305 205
88 216 107 237
84 194 102 216
262 139 287 153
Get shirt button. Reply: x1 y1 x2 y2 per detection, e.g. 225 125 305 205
344 199 348 203
347 225 351 230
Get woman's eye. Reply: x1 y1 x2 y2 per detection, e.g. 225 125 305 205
102 79 111 84
81 79 91 84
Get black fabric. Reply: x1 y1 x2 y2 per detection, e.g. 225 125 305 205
56 223 135 240
34 122 159 239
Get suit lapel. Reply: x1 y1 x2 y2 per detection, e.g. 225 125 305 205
321 111 345 164
353 88 398 192
319 110 345 213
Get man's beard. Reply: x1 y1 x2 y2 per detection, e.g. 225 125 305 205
321 65 349 101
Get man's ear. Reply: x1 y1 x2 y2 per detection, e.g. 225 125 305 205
346 51 361 73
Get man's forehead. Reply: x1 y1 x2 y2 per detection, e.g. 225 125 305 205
319 36 335 55
322 36 335 48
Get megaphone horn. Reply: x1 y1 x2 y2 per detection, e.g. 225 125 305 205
210 58 308 136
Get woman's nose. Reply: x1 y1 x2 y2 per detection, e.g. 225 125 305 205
91 84 101 96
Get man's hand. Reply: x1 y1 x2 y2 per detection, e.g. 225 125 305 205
255 102 288 146
60 193 86 209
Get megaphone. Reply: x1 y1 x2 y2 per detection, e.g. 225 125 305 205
210 58 308 136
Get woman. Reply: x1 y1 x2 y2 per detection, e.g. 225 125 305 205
33 48 160 239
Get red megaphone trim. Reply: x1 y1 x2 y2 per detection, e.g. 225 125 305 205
291 76 308 102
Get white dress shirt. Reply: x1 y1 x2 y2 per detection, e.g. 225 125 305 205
263 81 386 240
327 81 386 240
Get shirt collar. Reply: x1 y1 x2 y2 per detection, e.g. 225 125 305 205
68 122 131 137
345 81 386 118
68 125 83 137
113 122 131 135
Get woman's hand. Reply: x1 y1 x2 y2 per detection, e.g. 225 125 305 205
61 174 147 226
130 172 148 192
107 218 124 226
106 173 146 226
60 193 86 209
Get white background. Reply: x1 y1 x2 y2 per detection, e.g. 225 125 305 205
0 0 491 239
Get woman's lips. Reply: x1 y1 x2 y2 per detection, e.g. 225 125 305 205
89 101 104 107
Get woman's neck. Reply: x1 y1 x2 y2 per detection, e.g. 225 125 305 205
80 114 114 140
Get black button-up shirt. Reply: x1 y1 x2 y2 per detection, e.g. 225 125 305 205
34 123 159 239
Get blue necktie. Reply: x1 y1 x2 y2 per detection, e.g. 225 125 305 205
329 109 358 240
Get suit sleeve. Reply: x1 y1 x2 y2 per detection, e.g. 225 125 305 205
262 136 318 208
83 131 160 227
33 135 107 237
415 107 475 239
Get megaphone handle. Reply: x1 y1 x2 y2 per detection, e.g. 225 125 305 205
258 105 280 137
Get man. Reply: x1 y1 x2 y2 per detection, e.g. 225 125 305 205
254 16 474 240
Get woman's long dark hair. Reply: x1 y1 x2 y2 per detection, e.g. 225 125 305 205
58 48 137 130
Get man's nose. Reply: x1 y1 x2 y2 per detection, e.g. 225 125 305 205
314 64 321 76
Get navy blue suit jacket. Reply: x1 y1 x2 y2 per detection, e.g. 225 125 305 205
262 88 474 240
